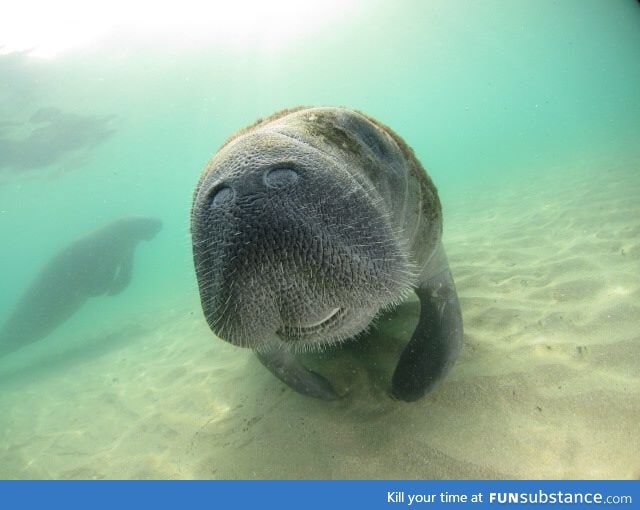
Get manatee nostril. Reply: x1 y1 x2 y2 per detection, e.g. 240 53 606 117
264 167 299 188
208 186 235 207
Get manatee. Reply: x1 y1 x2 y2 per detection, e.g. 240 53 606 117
0 216 162 358
191 107 463 401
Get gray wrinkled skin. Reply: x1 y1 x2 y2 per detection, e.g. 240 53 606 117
191 107 463 401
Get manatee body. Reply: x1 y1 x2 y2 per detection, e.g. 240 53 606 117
0 216 162 357
191 107 463 401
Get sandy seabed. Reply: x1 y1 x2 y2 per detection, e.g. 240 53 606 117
1 152 639 479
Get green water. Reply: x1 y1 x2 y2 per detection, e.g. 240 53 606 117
0 0 639 478
1 1 639 311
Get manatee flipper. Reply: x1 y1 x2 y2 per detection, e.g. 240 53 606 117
256 348 340 400
107 252 134 296
391 268 463 402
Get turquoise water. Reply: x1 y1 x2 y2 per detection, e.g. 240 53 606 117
0 0 639 479
1 1 639 310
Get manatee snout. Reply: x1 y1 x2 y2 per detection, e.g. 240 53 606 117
117 216 163 240
191 134 412 352
191 107 464 401
143 218 163 239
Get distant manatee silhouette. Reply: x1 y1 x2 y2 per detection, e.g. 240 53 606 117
0 216 162 358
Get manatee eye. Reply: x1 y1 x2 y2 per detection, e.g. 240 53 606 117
208 186 235 207
264 167 299 188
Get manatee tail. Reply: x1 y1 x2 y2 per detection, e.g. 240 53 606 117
0 316 36 359
0 292 88 360
0 312 57 359
0 330 24 359
0 343 20 359
0 319 34 358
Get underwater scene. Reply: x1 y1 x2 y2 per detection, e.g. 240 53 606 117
0 0 639 479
